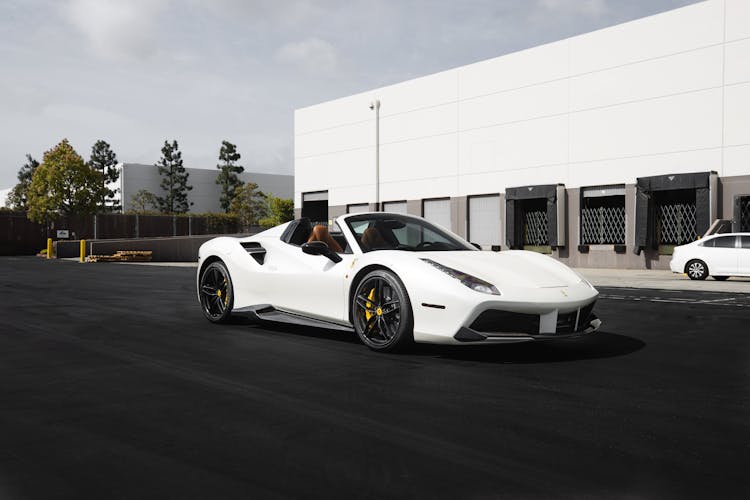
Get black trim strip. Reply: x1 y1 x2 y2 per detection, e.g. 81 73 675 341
421 303 446 309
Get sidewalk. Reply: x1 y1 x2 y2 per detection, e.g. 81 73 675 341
576 267 750 294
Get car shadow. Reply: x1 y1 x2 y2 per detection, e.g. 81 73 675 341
228 316 644 363
415 332 645 364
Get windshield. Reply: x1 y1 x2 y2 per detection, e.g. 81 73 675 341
345 214 475 252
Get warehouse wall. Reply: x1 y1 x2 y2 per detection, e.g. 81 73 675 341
120 164 293 213
294 0 750 269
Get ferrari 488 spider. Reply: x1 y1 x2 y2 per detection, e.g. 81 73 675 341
197 213 601 352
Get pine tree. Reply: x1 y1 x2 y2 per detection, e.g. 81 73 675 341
5 154 40 210
155 140 192 214
216 140 245 213
88 140 120 211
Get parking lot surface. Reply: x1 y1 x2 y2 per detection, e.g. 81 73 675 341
0 257 748 499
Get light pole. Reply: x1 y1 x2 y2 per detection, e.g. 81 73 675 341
369 99 380 211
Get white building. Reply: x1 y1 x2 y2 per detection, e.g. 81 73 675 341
294 0 750 269
116 163 293 213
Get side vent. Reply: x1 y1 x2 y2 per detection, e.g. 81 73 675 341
240 242 266 264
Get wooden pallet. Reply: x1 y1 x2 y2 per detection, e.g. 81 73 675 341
86 250 153 263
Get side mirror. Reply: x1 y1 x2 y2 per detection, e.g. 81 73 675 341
301 241 343 263
470 242 482 250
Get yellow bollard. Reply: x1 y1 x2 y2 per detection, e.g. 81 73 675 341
46 238 53 259
80 239 86 263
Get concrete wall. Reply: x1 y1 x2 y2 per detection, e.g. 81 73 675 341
120 163 293 213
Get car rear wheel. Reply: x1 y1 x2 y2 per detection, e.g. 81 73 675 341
686 259 708 281
352 270 413 352
713 276 730 281
199 261 234 323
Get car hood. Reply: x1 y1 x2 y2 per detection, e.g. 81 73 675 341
416 250 584 288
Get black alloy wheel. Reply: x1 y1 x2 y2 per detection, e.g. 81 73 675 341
686 259 709 281
199 261 234 323
352 270 413 352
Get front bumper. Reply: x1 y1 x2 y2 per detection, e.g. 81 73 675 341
453 310 601 344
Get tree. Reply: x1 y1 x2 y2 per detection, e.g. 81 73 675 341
26 139 106 224
229 182 266 230
130 189 157 213
5 154 40 210
88 140 120 211
259 196 294 229
155 140 192 214
216 140 244 213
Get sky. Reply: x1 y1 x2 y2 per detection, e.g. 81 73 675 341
0 0 701 191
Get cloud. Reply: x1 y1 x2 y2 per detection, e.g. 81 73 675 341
276 37 339 74
62 0 169 60
538 0 608 17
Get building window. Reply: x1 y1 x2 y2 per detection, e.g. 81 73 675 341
580 185 625 245
468 195 500 249
423 198 451 231
382 201 407 214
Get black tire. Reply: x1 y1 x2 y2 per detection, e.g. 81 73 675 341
713 276 730 281
686 259 708 281
352 270 413 352
198 260 234 323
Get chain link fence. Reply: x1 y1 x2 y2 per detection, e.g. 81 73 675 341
657 202 696 245
523 209 549 246
581 205 625 244
740 196 750 232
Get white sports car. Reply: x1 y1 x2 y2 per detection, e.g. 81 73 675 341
197 213 601 352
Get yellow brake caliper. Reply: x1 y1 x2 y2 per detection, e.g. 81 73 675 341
217 279 228 305
365 288 375 321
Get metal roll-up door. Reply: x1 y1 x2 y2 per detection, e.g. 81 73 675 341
423 199 451 231
347 204 368 213
468 195 500 249
382 201 407 214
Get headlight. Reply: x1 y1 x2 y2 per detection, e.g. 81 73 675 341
420 258 501 295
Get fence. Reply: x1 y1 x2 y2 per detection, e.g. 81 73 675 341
0 212 243 256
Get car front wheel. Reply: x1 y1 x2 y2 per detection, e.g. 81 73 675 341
352 270 413 352
686 259 709 281
199 260 234 323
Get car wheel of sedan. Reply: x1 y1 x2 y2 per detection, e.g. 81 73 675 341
352 270 413 352
713 276 730 281
686 259 709 281
199 261 234 323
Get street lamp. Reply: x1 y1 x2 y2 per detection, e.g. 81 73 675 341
369 99 380 211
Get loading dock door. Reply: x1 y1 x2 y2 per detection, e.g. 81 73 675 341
735 195 750 232
506 184 565 251
634 172 715 255
301 191 328 225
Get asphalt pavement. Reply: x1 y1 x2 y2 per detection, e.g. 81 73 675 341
0 257 748 499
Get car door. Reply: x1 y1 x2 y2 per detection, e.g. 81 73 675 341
739 236 750 276
705 235 739 276
271 241 353 323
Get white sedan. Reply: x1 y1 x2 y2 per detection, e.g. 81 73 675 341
197 213 600 352
670 233 750 280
